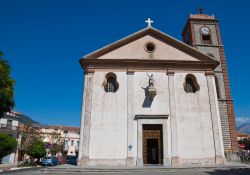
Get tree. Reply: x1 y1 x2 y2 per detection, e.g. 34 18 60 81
25 140 46 162
50 143 63 155
0 133 18 163
21 123 42 142
0 51 15 118
50 131 64 155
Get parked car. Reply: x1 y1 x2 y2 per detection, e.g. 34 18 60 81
57 156 67 164
41 156 59 166
67 155 77 165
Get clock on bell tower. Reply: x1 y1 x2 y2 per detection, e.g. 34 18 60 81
182 10 238 155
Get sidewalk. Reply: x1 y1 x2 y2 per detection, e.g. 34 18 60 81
0 163 41 172
0 163 18 172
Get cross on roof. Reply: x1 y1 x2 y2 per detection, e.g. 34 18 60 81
198 5 204 14
145 18 153 27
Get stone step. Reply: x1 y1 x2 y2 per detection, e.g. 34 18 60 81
43 164 249 173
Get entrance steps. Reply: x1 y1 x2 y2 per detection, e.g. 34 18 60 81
43 163 250 173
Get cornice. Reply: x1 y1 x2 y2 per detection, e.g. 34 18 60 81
166 69 175 75
126 68 135 75
84 68 95 75
205 70 215 76
80 59 219 71
190 19 218 25
195 44 224 48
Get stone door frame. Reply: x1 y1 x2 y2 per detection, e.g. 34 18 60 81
134 115 171 166
143 124 163 164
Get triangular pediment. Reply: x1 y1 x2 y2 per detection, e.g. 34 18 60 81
82 27 217 64
80 27 219 70
97 35 200 61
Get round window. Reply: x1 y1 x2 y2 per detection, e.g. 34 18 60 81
144 42 156 53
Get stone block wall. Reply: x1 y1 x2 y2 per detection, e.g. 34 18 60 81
218 101 231 150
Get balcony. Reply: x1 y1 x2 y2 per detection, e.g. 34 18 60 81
0 124 19 131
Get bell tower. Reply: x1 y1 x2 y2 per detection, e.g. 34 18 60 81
182 10 238 154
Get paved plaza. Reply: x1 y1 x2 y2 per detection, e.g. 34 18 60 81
1 164 250 175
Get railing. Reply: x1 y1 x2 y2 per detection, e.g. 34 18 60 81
0 124 19 131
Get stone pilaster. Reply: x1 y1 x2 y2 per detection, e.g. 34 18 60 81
126 69 135 166
78 74 86 163
167 69 179 166
78 69 94 165
163 118 171 167
136 123 143 166
205 71 225 165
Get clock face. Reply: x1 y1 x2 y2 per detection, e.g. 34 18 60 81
201 26 210 35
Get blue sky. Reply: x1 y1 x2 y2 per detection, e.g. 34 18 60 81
0 0 249 126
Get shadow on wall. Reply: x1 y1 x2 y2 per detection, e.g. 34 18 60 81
142 87 153 108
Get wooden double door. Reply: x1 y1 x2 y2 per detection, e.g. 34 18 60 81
143 124 163 164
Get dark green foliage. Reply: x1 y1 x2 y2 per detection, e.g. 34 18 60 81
0 133 18 163
0 51 15 118
50 143 63 155
49 131 64 155
26 140 46 160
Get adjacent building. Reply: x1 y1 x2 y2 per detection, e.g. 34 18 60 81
0 111 20 163
39 125 80 156
0 110 80 163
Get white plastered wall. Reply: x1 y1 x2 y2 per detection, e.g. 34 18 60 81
89 72 128 159
174 72 216 163
134 72 170 115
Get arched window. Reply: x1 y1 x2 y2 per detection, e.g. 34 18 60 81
215 76 221 99
202 34 211 44
104 73 119 93
184 74 200 93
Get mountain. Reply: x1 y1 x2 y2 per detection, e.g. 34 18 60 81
238 124 250 134
16 113 40 125
236 117 250 134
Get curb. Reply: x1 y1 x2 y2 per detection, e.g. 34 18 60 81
0 165 42 173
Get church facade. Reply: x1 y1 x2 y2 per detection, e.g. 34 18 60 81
78 12 237 166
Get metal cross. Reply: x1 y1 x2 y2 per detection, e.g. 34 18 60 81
198 6 204 14
145 18 153 27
